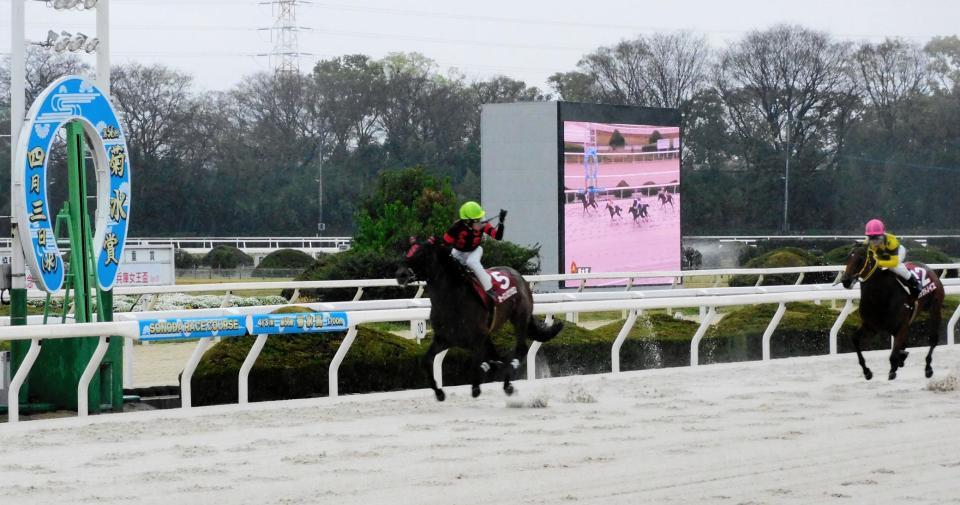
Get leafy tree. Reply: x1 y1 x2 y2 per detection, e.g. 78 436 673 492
352 167 458 255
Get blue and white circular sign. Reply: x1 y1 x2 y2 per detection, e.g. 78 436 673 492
13 75 132 292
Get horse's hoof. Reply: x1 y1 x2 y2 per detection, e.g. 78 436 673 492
434 389 446 402
471 385 481 398
888 371 897 381
864 369 873 380
504 383 515 396
926 367 934 378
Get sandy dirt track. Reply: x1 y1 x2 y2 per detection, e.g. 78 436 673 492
2 346 960 505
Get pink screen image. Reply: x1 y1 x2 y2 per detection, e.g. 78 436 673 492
562 121 680 287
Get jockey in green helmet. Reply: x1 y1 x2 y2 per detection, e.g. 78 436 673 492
443 201 507 301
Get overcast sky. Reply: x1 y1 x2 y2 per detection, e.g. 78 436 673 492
2 0 959 92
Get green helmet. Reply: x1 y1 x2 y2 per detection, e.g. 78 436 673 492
459 201 485 220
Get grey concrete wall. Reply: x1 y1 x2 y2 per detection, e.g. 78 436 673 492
481 102 559 285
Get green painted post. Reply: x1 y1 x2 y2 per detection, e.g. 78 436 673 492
9 289 28 406
21 122 125 413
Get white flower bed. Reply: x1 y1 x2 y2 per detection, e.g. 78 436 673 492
31 293 289 313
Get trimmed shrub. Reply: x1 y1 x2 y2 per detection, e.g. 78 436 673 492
730 247 832 286
608 129 625 150
202 245 253 269
823 244 855 266
706 303 861 361
190 306 426 406
927 237 960 257
252 249 316 277
283 249 417 302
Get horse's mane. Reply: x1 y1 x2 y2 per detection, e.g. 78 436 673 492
423 241 473 284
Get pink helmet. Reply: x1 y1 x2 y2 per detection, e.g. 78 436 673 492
864 218 885 236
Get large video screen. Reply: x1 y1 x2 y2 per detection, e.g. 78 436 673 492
561 120 680 287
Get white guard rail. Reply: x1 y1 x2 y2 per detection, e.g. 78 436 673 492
2 283 960 423
12 263 960 305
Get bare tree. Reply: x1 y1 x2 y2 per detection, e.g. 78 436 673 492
642 32 711 109
110 63 194 161
715 24 857 169
576 39 651 105
853 39 927 133
564 33 710 108
924 35 960 94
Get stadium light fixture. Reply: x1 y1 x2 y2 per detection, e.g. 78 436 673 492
53 0 81 9
68 32 88 52
84 37 100 53
54 31 72 52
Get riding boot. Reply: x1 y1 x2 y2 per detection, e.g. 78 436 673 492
908 275 922 298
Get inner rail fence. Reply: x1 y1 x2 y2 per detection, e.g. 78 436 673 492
13 263 960 311
2 282 959 423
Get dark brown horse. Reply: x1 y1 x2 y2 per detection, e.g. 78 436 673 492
396 237 563 401
840 244 945 380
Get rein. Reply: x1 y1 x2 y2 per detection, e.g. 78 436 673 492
856 251 880 282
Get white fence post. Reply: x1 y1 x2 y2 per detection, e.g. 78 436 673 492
690 307 716 366
947 304 960 346
181 337 213 409
761 303 787 361
239 334 269 404
328 326 358 398
433 349 448 389
78 336 110 417
830 300 856 355
611 310 639 373
123 337 134 389
7 339 41 423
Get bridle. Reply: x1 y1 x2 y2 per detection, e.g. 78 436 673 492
853 249 880 282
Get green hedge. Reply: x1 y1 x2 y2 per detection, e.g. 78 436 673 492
191 306 426 405
202 245 254 268
252 249 316 277
730 247 833 287
283 249 418 302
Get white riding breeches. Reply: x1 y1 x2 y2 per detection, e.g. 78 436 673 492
886 245 912 280
451 246 492 291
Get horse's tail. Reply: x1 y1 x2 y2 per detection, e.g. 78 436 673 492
528 317 563 342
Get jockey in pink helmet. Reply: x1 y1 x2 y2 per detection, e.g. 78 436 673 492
863 218 921 296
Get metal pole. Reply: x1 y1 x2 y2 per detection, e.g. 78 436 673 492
317 157 323 236
9 0 30 409
96 0 111 95
783 116 790 233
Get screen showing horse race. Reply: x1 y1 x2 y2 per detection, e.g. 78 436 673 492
560 112 681 287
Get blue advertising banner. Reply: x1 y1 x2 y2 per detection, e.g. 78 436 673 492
138 316 247 342
251 312 350 335
13 75 132 292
